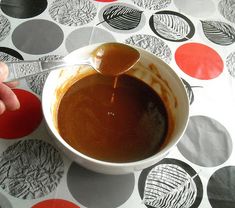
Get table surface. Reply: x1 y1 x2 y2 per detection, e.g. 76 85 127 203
0 0 235 207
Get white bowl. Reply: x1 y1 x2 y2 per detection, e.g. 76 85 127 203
42 43 189 175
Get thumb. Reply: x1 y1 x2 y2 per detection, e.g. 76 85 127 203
0 62 9 82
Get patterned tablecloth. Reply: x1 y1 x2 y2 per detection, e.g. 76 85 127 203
0 0 235 207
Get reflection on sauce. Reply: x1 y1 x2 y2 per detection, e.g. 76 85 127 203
91 43 140 76
57 74 168 162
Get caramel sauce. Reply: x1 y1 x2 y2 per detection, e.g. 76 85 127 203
56 44 174 162
57 74 168 162
91 43 140 76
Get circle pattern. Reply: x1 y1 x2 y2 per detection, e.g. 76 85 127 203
218 0 235 24
125 34 172 63
0 139 64 199
95 0 117 2
181 78 203 105
49 0 97 26
226 51 235 78
0 193 12 208
177 116 232 167
1 0 47 19
138 158 203 208
65 27 116 53
0 0 233 207
174 0 215 18
200 20 235 46
32 199 79 208
12 19 64 55
67 162 135 208
131 0 171 10
175 42 224 80
0 14 10 42
26 55 64 95
0 89 43 139
97 3 145 33
0 47 23 61
149 10 195 42
207 166 235 208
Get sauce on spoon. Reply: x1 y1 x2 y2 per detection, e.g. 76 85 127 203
91 42 140 76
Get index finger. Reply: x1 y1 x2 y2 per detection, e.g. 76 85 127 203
0 62 9 82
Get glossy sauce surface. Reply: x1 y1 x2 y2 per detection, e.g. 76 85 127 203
57 73 168 162
91 43 140 76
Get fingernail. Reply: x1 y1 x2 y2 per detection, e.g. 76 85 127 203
14 95 20 110
0 101 6 115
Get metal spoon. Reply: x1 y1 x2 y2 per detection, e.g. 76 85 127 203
4 43 140 83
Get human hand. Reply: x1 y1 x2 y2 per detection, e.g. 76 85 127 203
0 62 20 115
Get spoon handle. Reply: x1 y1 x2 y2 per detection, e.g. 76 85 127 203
4 60 90 82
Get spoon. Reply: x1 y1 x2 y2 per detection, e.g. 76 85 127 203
4 43 140 83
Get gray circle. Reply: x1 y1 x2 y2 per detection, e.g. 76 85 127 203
67 162 135 208
97 3 146 33
219 0 235 23
65 27 116 53
12 19 64 55
131 0 171 10
0 14 10 41
226 51 235 78
125 34 172 64
0 139 64 199
26 55 64 95
49 0 97 26
174 0 215 18
0 193 13 208
177 116 232 167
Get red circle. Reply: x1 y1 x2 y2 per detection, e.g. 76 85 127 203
175 43 224 80
32 199 80 208
94 0 117 2
0 89 43 139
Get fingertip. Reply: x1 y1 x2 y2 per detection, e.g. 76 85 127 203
0 62 9 82
14 96 20 110
0 83 20 111
6 81 20 89
7 93 20 111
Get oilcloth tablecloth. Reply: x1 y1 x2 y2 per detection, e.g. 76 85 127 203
0 0 235 207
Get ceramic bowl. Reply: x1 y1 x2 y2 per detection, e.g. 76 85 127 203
42 43 189 175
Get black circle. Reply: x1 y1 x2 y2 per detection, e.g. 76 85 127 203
149 10 195 42
1 0 47 19
0 47 23 60
207 166 235 208
138 158 203 208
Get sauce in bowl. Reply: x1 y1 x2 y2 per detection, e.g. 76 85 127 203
57 73 168 162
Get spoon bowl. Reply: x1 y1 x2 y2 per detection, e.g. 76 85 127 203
91 42 140 76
